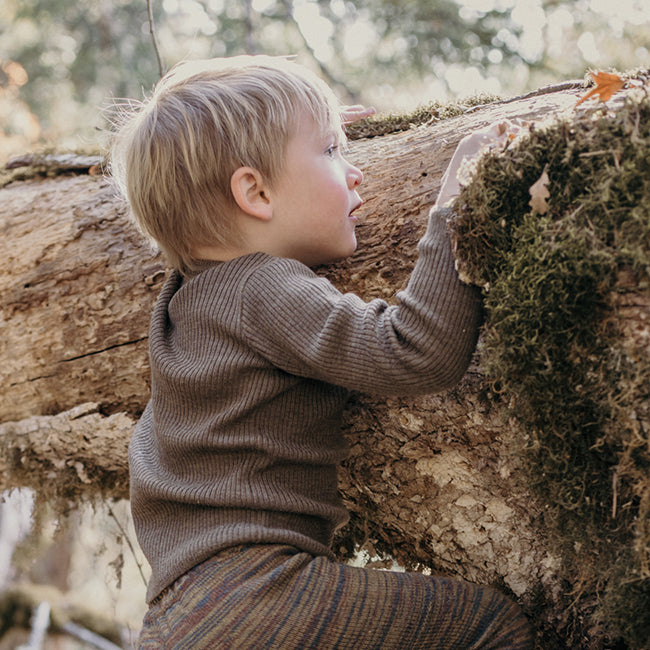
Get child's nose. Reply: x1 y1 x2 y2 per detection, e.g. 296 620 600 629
347 163 363 189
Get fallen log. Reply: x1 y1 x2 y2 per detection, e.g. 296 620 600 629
4 83 648 648
0 87 581 424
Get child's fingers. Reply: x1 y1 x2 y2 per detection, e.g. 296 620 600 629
434 119 533 210
470 119 528 150
455 121 514 157
446 119 527 178
434 120 526 209
341 105 376 125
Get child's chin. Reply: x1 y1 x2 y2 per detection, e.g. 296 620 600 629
313 250 353 267
336 242 358 262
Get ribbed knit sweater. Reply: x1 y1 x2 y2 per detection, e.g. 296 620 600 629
129 208 483 603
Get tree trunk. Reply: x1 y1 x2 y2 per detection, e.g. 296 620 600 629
2 85 620 646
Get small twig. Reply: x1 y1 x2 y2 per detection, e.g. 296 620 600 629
62 621 124 650
147 0 165 79
16 601 51 650
107 504 148 588
279 0 359 103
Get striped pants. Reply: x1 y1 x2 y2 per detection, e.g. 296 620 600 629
138 545 532 649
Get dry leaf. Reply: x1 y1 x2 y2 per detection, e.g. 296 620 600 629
529 170 550 214
576 71 625 106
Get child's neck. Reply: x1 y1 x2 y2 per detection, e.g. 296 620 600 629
192 243 250 263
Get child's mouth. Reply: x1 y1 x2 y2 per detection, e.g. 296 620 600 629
349 201 363 220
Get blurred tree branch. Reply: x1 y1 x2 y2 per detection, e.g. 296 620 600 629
279 0 360 104
147 0 165 79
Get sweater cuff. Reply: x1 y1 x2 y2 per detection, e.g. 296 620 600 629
425 205 455 238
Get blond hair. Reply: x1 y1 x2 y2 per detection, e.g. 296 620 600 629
110 56 342 273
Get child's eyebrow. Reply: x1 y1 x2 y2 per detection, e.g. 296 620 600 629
319 128 341 146
330 126 348 146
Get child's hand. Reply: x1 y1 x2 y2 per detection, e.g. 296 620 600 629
434 120 524 210
341 104 376 125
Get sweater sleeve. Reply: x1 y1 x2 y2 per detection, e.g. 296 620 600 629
240 207 483 396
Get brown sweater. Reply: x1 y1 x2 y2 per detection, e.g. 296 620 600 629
129 208 482 602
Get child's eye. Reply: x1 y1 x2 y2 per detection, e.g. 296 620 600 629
325 144 338 157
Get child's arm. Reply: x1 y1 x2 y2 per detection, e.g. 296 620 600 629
239 209 479 397
236 124 513 397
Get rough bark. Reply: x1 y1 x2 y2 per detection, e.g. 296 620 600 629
2 86 615 645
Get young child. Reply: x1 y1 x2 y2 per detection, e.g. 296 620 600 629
111 55 532 649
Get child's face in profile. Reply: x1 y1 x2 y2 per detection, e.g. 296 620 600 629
268 112 364 267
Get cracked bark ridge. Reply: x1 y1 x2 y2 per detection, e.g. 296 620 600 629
1 177 165 422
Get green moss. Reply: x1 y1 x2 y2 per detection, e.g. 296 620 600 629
344 93 500 140
450 79 650 647
600 550 650 648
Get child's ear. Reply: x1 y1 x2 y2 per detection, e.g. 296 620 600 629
230 167 273 221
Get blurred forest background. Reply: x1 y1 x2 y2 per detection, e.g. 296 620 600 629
1 0 650 166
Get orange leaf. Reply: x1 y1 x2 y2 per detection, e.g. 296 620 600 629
576 71 625 106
